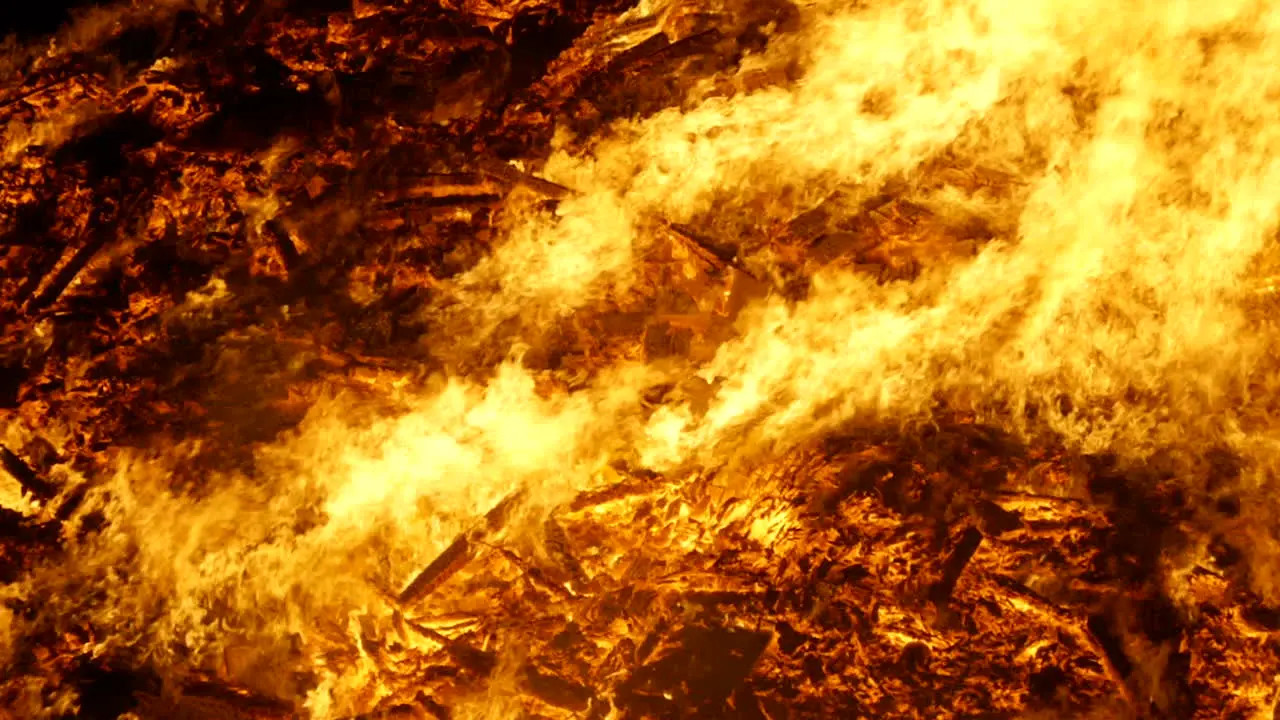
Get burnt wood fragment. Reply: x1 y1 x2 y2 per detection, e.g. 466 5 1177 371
476 157 574 200
261 218 300 271
398 489 526 605
927 526 983 607
0 445 57 501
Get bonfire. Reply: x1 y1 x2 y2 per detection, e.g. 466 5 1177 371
2 0 1280 718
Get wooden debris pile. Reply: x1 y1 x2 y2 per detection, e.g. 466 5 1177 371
0 1 1278 719
99 424 1275 719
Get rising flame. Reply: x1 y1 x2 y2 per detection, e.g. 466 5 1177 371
6 0 1280 716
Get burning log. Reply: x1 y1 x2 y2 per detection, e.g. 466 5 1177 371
24 231 110 313
397 537 476 608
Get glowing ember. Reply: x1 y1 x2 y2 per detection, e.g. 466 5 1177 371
3 0 1280 718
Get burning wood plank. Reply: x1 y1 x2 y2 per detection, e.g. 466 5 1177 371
661 220 760 281
403 618 498 677
475 158 574 201
397 489 527 606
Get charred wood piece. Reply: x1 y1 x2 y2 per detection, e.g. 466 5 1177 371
393 172 497 199
0 74 86 115
13 246 63 307
417 693 451 720
610 31 671 63
927 526 982 606
612 29 724 76
341 693 452 720
0 506 59 546
261 218 300 271
974 499 1023 535
133 678 294 720
381 194 502 212
397 489 526 606
814 460 897 516
476 157 574 200
404 619 498 677
0 445 57 501
992 490 1088 506
663 221 759 280
491 546 576 600
397 171 485 186
405 620 593 711
25 199 126 313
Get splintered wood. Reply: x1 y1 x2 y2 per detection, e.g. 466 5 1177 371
1 0 1279 719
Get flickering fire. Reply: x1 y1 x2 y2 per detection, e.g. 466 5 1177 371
4 0 1280 717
